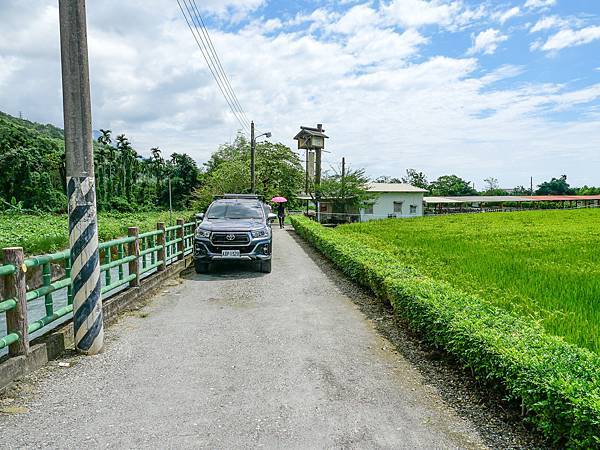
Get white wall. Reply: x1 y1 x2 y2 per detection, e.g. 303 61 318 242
360 192 424 221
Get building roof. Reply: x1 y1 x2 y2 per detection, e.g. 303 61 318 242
367 183 428 193
293 125 329 140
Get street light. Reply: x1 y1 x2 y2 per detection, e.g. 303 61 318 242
250 121 271 193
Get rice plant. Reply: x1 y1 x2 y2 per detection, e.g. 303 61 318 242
337 209 600 353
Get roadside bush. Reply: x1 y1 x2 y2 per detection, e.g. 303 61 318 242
290 215 600 448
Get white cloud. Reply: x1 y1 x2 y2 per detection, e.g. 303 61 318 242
536 26 600 52
1 0 599 187
468 29 508 55
330 4 380 34
382 0 483 30
524 0 556 9
496 7 520 24
530 16 567 33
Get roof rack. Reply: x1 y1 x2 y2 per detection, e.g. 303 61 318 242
213 194 263 201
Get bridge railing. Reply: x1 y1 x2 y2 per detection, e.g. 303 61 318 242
0 218 197 358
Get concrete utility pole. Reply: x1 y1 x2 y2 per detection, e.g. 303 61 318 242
250 121 255 193
341 157 346 217
59 0 103 355
315 147 322 222
530 176 533 195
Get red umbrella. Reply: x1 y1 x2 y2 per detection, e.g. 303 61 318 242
271 196 287 203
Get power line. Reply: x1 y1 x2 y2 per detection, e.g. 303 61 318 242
189 0 251 129
176 0 249 132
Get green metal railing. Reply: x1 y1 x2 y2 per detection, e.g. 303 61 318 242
1 218 197 356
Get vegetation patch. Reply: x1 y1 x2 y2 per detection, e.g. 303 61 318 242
290 215 600 447
0 211 194 255
337 209 600 354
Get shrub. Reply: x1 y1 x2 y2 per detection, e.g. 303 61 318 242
290 216 600 448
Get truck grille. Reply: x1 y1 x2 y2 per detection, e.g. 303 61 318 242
211 232 251 245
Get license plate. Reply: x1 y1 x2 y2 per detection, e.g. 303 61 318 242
222 250 240 257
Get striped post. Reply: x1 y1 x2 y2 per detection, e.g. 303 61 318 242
67 178 103 354
60 0 103 355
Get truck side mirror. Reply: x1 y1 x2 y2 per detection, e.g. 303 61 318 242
267 213 277 222
196 212 204 221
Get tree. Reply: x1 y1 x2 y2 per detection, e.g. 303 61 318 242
374 175 402 183
483 177 508 196
536 175 575 195
429 175 477 196
164 152 201 209
511 185 530 196
193 137 303 210
98 129 112 145
402 169 429 190
577 185 600 195
193 159 249 210
319 165 373 213
150 147 164 200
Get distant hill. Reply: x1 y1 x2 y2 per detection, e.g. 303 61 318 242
0 111 64 141
0 110 202 213
0 111 67 211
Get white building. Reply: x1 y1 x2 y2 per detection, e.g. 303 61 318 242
360 183 427 221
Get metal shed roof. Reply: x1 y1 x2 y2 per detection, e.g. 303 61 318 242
424 195 600 204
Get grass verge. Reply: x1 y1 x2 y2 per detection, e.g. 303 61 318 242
290 215 600 448
0 211 195 255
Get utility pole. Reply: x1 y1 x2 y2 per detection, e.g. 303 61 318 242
305 149 309 214
341 157 346 218
59 0 103 355
530 176 533 195
250 120 255 193
315 148 322 222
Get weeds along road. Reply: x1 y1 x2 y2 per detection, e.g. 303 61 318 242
0 228 486 449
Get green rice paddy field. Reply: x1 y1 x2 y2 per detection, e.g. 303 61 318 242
337 209 600 353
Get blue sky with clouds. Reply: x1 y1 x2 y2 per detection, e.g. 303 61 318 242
0 0 599 188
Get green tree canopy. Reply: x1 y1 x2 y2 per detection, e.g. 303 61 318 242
429 175 477 196
319 165 373 212
483 177 508 196
402 169 429 190
193 135 303 210
536 175 575 195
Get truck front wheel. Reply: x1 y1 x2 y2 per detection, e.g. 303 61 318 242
195 260 210 274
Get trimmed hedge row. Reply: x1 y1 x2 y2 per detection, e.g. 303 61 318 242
290 216 600 447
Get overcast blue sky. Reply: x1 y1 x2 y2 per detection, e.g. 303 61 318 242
1 0 599 188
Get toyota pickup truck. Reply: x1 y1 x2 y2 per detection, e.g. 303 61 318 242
193 195 275 273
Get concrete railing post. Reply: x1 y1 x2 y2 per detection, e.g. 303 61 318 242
157 222 166 271
176 219 184 261
3 247 29 356
128 227 140 287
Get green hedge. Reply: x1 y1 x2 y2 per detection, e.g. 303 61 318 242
290 216 600 448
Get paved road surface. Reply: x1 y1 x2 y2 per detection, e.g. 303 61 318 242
0 228 485 449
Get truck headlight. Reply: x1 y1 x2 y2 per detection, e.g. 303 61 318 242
251 227 270 238
195 228 211 238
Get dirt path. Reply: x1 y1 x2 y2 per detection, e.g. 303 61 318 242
0 228 486 449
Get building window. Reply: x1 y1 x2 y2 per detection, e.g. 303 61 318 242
410 205 417 214
393 201 403 214
363 204 374 215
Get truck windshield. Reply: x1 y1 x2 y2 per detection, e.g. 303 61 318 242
207 202 263 219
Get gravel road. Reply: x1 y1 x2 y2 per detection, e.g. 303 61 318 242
0 227 487 449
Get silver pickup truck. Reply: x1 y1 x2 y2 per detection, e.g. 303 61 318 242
193 195 276 274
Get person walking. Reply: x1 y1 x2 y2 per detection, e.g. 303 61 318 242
277 202 286 229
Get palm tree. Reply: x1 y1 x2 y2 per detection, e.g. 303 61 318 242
98 129 112 146
150 147 164 202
